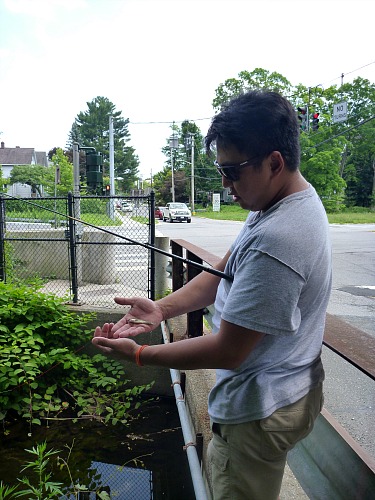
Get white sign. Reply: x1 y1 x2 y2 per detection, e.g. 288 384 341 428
212 193 220 212
333 101 348 123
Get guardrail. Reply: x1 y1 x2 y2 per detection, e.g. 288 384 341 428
169 238 375 498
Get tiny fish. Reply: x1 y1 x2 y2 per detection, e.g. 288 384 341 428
128 318 155 325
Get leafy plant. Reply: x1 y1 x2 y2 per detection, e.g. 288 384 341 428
14 442 64 499
0 481 19 499
0 282 153 431
0 441 113 499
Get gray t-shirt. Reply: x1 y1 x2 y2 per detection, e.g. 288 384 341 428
209 185 332 424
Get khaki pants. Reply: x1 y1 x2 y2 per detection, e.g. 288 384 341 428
208 384 323 500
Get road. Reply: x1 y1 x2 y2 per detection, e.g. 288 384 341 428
157 216 375 457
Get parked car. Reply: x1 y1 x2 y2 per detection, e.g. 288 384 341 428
155 206 165 220
121 201 133 213
162 202 191 223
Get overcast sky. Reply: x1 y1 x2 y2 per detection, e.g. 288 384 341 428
1 0 374 179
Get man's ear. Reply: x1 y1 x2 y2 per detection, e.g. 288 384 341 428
269 151 284 174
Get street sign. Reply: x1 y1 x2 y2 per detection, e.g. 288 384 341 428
212 193 220 212
333 101 348 123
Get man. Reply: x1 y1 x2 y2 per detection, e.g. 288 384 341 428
92 90 332 499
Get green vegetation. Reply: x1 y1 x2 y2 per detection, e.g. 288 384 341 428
67 96 139 195
80 213 122 226
4 197 122 227
132 215 149 224
154 68 375 212
326 209 375 224
0 282 152 433
0 441 112 499
194 204 375 224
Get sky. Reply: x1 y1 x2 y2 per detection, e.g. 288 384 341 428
1 0 374 180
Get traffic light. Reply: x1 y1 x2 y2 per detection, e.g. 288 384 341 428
105 184 110 194
85 151 103 194
297 107 307 131
312 112 320 131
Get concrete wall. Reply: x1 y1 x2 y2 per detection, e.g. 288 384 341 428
6 227 117 285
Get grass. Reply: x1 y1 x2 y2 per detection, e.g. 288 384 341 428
194 205 375 224
6 211 122 227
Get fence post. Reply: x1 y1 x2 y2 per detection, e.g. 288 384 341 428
67 192 79 303
0 197 6 281
150 191 156 300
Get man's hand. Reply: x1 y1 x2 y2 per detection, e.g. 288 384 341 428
92 323 138 360
109 296 164 338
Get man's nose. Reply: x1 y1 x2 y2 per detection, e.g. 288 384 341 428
222 176 232 188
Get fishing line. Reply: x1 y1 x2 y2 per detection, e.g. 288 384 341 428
1 194 233 281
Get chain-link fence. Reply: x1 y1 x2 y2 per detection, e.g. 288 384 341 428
0 193 156 308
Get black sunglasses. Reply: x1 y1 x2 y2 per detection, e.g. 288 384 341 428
214 158 257 181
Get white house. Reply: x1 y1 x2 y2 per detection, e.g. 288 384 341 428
0 141 49 197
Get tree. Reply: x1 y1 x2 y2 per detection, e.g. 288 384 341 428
46 148 74 196
0 165 7 192
67 96 140 193
211 68 375 210
335 78 375 207
9 165 50 197
212 68 293 111
158 121 222 205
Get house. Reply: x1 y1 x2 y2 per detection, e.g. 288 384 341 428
0 141 49 197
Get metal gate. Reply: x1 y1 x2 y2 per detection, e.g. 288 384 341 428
0 192 156 308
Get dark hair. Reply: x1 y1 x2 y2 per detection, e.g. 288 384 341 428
205 90 300 171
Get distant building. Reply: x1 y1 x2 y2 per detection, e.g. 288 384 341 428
0 141 49 197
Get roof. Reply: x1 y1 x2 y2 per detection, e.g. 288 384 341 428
0 144 48 167
35 151 48 167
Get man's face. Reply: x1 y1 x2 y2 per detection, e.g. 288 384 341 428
216 145 275 212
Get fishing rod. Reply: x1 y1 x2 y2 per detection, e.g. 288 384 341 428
1 194 233 282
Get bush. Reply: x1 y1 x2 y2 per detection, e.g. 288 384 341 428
0 282 152 431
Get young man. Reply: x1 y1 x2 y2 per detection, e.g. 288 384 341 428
92 90 332 499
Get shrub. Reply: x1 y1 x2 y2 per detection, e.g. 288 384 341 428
0 282 152 431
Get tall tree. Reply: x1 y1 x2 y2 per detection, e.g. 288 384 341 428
212 68 293 111
211 68 375 209
67 96 139 193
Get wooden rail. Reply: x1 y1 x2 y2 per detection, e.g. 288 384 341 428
170 238 375 380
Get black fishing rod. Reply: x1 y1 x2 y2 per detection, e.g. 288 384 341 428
1 194 233 282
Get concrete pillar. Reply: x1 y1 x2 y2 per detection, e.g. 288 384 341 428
154 236 170 299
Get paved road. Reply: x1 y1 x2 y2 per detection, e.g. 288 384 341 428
158 218 375 336
157 217 375 458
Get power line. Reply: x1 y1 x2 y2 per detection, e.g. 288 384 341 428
321 60 375 87
306 115 375 150
129 117 212 125
130 61 375 127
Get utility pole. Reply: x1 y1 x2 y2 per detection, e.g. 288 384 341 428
108 115 115 220
109 116 115 196
190 133 195 214
169 129 178 202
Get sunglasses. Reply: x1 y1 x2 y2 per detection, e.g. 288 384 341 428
214 158 258 181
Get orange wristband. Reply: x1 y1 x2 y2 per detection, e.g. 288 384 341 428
135 344 149 367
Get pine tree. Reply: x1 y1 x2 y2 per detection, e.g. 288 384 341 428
67 96 139 193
